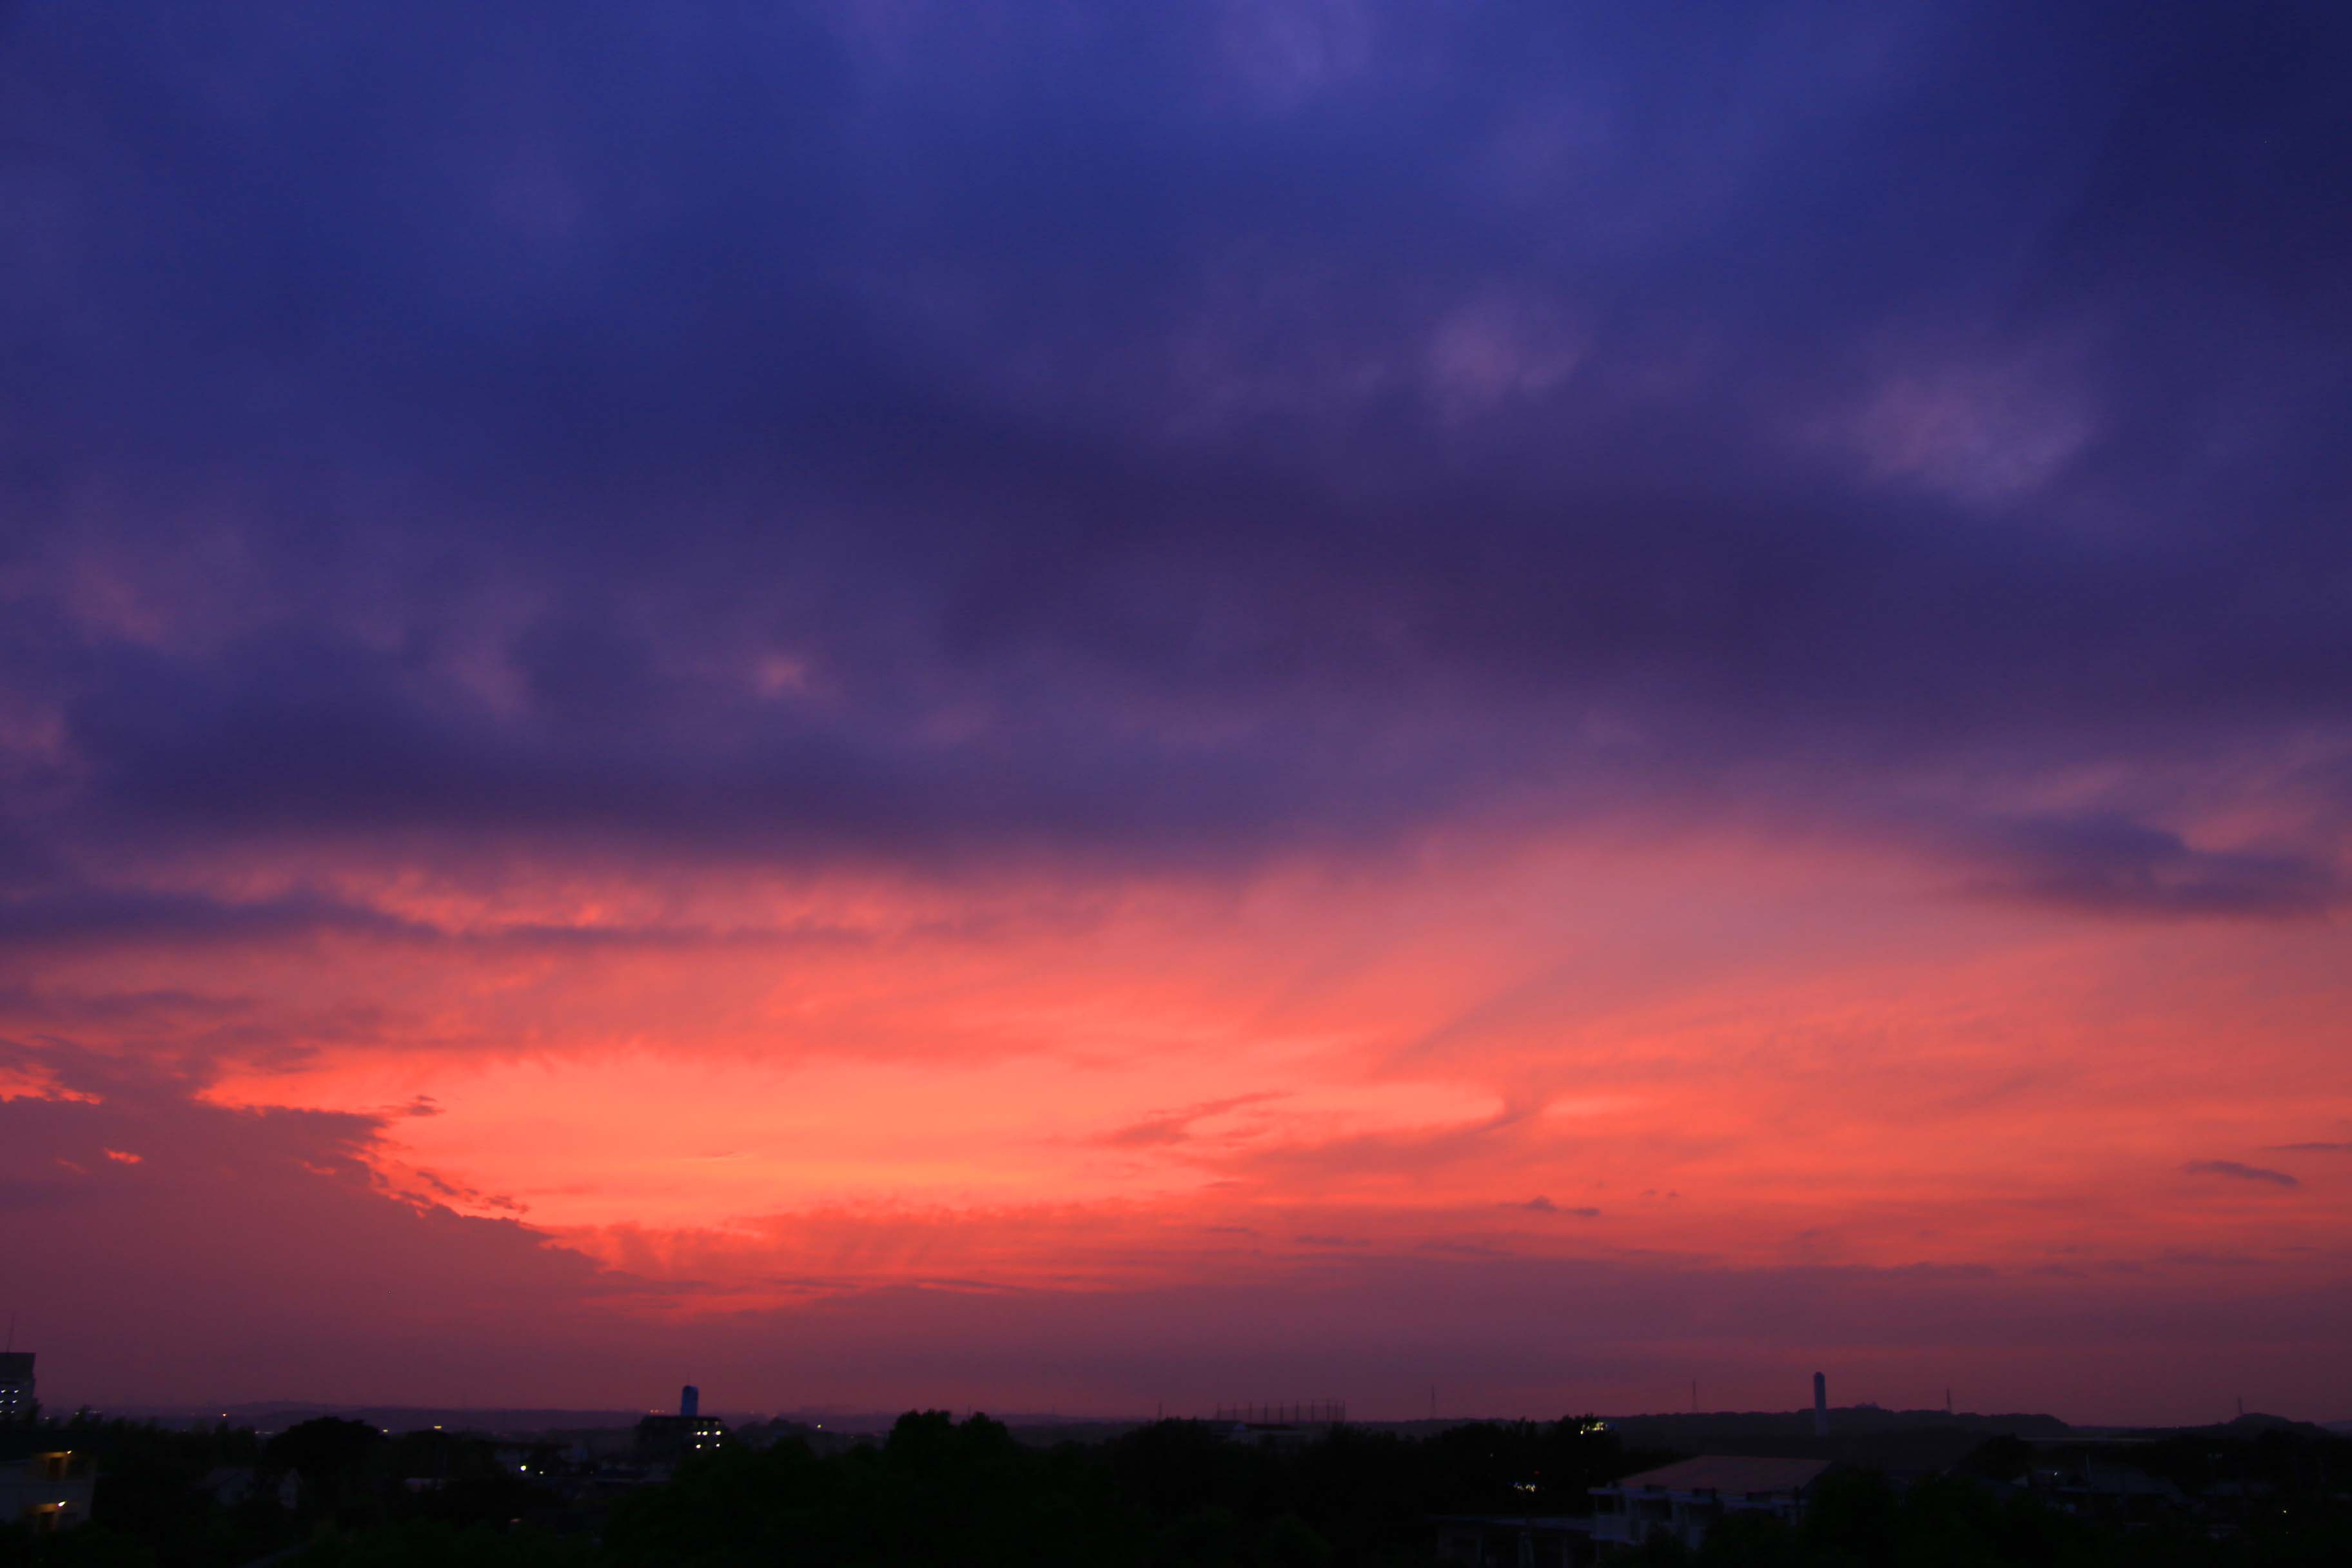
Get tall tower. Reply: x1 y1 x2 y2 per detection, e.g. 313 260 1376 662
1812 1371 1828 1437
680 1384 700 1420
0 1353 31 1422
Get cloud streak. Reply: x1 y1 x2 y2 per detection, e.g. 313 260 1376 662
1097 1094 1286 1150
2182 1161 2301 1190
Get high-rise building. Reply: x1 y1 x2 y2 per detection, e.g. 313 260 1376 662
0 1354 31 1422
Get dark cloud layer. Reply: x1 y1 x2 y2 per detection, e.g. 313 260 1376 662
4 0 2351 921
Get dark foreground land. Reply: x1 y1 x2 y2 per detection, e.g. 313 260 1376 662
5 1406 2349 1567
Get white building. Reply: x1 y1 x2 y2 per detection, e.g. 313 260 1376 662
1590 1455 1829 1551
0 1446 97 1533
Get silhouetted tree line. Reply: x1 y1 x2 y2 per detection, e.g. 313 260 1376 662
593 1410 1658 1567
4 1409 2348 1567
0 1412 565 1568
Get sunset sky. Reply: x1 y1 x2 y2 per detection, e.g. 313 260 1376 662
5 1 2351 1427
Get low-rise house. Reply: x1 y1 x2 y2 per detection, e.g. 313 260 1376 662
0 1443 97 1533
1433 1513 1591 1566
2052 1456 2182 1523
1590 1455 1830 1552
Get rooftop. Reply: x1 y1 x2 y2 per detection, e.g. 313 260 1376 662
1605 1456 1833 1496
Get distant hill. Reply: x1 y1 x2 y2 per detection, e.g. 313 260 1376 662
99 1402 2338 1451
2099 1412 2340 1441
113 1403 663 1436
1604 1406 2072 1441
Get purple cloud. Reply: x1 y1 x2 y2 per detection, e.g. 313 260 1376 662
2183 1161 2301 1190
0 0 2342 934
